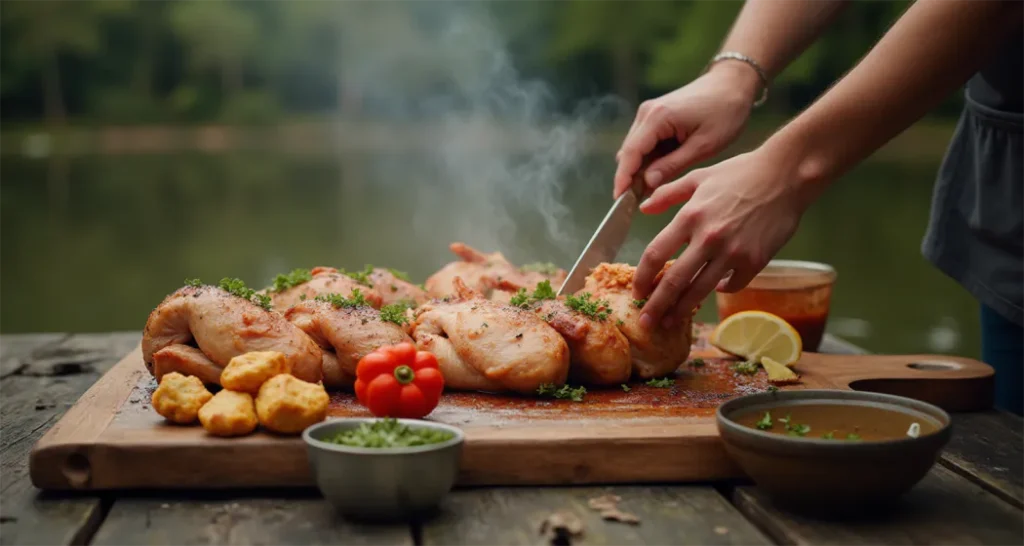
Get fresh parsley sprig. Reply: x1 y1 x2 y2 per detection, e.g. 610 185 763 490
537 383 587 402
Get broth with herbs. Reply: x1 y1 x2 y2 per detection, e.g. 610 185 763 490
733 403 941 441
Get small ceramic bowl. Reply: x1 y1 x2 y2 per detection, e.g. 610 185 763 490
717 389 951 515
302 418 464 521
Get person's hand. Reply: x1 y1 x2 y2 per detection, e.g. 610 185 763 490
613 62 763 199
631 146 819 329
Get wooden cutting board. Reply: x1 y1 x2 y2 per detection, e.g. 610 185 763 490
30 327 994 491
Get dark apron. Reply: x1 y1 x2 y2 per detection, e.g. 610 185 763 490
922 29 1024 328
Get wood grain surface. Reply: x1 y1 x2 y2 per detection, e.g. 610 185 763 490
28 328 994 491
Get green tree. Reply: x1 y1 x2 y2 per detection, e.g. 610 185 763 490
549 0 685 105
169 0 259 98
1 0 130 126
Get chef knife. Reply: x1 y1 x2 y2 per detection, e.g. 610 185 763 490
558 139 678 296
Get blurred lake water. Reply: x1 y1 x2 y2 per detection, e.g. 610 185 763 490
0 149 980 358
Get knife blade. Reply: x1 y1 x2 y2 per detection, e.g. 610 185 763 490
558 140 678 296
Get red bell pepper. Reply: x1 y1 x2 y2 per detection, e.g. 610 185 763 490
354 342 445 419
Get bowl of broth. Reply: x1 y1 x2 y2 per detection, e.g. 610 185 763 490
716 389 951 514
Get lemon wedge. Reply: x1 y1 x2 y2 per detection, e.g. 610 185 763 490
710 311 802 366
760 356 801 385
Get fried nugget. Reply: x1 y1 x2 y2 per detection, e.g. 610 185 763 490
220 351 291 394
151 372 213 425
255 374 329 435
198 389 258 437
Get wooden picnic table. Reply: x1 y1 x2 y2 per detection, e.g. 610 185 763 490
2 332 1021 545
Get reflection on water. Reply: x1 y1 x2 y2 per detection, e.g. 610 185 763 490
0 152 980 358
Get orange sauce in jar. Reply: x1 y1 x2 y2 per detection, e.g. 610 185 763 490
716 261 836 352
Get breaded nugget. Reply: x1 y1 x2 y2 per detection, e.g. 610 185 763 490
255 374 329 434
198 389 258 437
151 372 213 424
220 351 291 394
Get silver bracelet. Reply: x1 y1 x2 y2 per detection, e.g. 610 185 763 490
708 51 769 108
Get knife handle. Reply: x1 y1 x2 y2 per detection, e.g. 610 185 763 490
629 139 680 199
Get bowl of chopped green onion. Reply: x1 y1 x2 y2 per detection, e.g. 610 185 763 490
302 417 464 521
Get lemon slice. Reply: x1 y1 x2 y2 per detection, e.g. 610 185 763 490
710 311 802 366
760 356 801 384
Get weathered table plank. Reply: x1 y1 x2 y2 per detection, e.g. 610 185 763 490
0 333 139 546
421 486 771 545
941 411 1024 509
732 464 1024 545
91 494 412 546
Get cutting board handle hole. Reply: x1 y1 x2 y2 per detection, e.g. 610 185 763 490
908 361 962 372
62 452 91 488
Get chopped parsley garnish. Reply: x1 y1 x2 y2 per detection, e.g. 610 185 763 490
218 278 272 310
633 298 647 309
646 377 675 388
509 288 530 308
621 384 631 392
688 358 705 368
616 319 625 327
270 268 312 293
846 433 862 441
184 278 203 288
520 262 561 276
732 361 760 375
537 383 587 402
564 292 611 321
767 385 780 393
379 304 410 325
387 268 410 281
342 264 375 287
325 418 454 448
787 423 811 437
755 412 773 430
822 431 836 440
778 414 810 436
316 289 370 309
510 280 557 309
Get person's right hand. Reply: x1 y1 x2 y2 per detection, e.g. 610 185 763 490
613 62 764 199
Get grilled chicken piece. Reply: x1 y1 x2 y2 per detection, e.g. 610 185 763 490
142 285 324 385
411 277 570 393
425 242 568 301
582 263 692 379
368 268 428 307
267 266 383 312
425 243 508 299
285 299 413 389
531 299 631 385
494 279 631 385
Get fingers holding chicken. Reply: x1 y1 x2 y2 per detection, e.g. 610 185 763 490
583 263 692 379
142 284 324 386
284 296 413 390
410 277 570 394
266 267 383 312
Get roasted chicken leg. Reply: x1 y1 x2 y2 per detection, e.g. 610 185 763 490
142 285 324 385
285 299 413 389
425 242 567 301
494 279 632 385
411 277 570 393
582 263 693 378
267 266 383 312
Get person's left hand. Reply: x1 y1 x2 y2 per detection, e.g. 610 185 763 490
631 146 818 329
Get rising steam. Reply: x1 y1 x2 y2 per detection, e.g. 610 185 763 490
336 2 627 267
